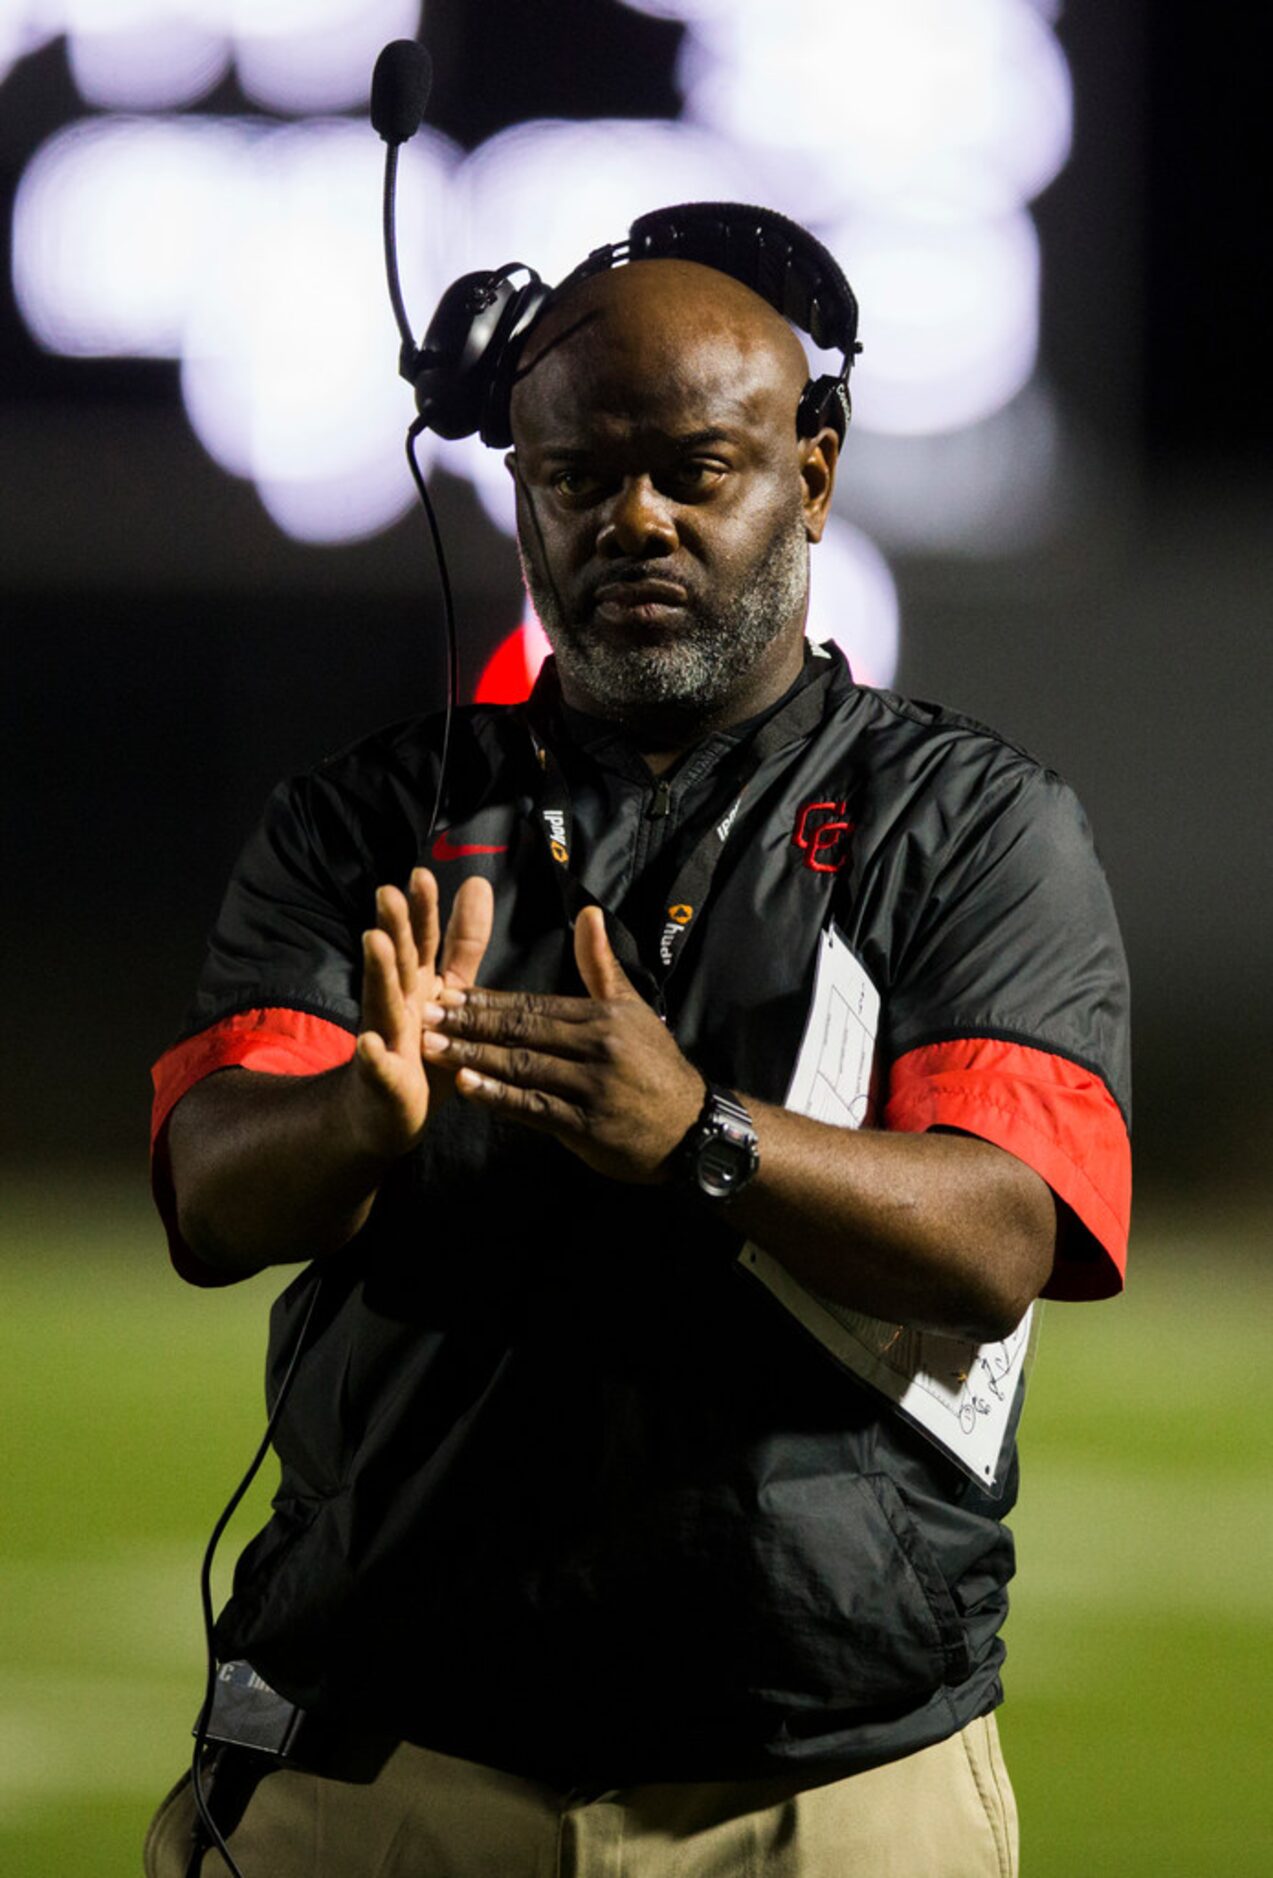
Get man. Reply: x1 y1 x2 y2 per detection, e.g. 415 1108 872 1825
146 249 1130 1876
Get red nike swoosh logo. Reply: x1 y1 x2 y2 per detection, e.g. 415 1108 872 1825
431 836 509 861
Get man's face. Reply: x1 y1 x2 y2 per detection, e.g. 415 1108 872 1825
506 261 836 733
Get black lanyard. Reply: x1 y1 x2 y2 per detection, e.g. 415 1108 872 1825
525 666 833 1005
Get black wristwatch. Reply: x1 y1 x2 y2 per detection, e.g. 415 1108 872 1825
677 1083 760 1201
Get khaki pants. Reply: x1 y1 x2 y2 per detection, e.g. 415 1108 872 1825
144 1715 1018 1877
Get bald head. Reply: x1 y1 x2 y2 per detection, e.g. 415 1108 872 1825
510 258 812 450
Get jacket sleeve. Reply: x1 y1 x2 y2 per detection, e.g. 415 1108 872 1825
880 763 1131 1300
150 772 369 1282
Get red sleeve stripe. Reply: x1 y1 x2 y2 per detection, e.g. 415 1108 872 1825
150 1006 357 1145
883 1038 1130 1302
149 1008 357 1287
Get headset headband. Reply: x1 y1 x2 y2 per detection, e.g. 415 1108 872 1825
405 201 862 450
574 201 859 357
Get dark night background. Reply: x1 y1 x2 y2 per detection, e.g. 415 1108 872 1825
2 0 1270 1207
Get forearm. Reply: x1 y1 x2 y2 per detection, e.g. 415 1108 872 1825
724 1105 1057 1342
167 1063 398 1277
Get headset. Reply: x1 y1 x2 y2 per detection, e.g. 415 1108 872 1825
371 41 863 452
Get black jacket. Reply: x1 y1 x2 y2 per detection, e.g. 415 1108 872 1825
152 648 1130 1784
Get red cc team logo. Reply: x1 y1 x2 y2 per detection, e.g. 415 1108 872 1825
793 800 855 874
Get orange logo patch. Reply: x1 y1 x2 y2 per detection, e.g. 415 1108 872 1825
667 904 693 925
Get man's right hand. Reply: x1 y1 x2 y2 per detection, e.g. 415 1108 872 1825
167 868 493 1277
350 868 494 1158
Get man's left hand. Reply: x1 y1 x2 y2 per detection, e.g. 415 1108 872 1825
422 905 705 1183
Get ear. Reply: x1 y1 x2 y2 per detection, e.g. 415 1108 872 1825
800 427 839 543
504 450 518 483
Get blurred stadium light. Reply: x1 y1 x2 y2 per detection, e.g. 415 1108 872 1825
829 209 1041 436
175 121 457 541
230 0 422 115
668 0 1071 220
804 516 899 688
4 0 1079 682
5 0 420 110
64 3 228 110
14 115 458 540
451 115 759 283
13 113 239 356
835 385 1063 555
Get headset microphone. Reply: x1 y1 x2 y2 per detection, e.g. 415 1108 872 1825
370 37 462 848
373 39 433 381
371 38 433 144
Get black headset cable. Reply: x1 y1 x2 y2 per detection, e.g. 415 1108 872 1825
188 1267 325 1878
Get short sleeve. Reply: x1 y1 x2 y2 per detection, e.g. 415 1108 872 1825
150 773 369 1282
881 763 1131 1300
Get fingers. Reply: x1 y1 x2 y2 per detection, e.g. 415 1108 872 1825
421 988 607 1130
407 867 441 984
370 867 479 989
376 884 420 1003
574 905 638 1003
440 874 494 990
358 869 493 1110
353 1011 428 1157
451 1065 574 1135
427 988 592 1041
355 1026 396 1086
442 1008 704 1185
356 911 430 1153
422 1014 596 1111
361 926 412 1054
425 1030 594 1106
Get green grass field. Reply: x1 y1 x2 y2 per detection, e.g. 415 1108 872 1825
2 1172 1270 1876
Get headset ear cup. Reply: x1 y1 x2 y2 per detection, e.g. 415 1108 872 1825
797 374 850 441
479 277 556 449
411 272 495 438
413 359 470 438
411 268 547 441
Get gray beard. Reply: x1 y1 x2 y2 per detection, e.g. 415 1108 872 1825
519 515 810 724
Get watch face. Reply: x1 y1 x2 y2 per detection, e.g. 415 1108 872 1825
683 1086 759 1200
696 1131 756 1199
698 1111 758 1201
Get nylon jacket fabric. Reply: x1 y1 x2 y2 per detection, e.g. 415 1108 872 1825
152 646 1130 1786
